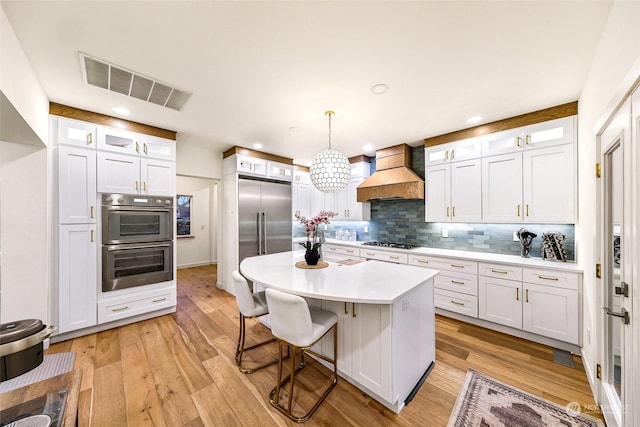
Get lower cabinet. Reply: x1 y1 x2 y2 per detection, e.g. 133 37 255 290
323 244 362 262
58 224 97 333
478 275 523 329
97 284 176 324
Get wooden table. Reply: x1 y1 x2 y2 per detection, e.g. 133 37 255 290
0 369 82 426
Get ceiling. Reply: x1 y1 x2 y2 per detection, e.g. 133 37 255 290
2 1 611 166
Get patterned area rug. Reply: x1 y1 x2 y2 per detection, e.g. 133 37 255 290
0 352 76 393
448 369 604 427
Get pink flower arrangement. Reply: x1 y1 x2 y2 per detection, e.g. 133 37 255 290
295 210 338 250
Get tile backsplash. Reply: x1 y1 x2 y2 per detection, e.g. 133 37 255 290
295 146 575 260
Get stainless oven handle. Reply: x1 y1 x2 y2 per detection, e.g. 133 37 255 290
104 206 172 212
105 242 172 251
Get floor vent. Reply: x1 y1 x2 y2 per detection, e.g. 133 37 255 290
79 53 191 111
553 348 576 368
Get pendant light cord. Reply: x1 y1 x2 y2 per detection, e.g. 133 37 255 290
325 110 334 150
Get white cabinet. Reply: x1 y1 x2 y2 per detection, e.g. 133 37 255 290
360 248 407 264
58 224 97 333
311 161 370 221
97 151 175 196
482 152 523 222
481 116 575 156
292 171 311 218
323 244 361 262
97 128 176 161
56 117 97 148
478 263 580 345
97 285 176 324
58 146 96 224
267 161 293 182
523 144 574 223
425 153 482 223
482 144 574 223
236 155 268 177
425 136 481 166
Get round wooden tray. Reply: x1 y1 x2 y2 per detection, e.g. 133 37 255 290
295 261 329 269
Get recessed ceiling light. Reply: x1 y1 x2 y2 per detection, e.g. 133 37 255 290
253 143 263 149
371 83 389 95
112 107 130 115
466 116 482 124
289 126 301 133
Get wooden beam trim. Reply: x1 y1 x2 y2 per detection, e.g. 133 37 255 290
50 102 177 140
348 155 371 164
424 101 578 147
222 146 293 165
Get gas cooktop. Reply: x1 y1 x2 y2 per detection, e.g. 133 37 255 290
361 241 418 250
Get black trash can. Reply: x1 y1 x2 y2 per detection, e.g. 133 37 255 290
0 319 56 381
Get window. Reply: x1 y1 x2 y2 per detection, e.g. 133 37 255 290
176 195 192 237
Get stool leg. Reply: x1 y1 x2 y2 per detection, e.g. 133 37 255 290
287 344 297 416
235 314 246 365
274 341 284 406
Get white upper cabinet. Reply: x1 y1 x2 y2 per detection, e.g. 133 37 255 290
482 152 523 222
236 155 268 177
523 144 574 223
97 127 176 161
141 158 176 196
482 116 575 156
267 161 293 182
58 145 97 224
425 164 449 222
97 152 175 196
425 137 481 166
292 170 311 218
56 117 97 148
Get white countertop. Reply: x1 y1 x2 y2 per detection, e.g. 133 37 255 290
317 239 583 273
240 251 439 304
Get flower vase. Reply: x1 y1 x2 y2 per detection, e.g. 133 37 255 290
305 248 321 266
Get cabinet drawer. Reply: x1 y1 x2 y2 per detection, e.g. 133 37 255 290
523 268 579 290
360 248 408 264
479 262 523 281
435 289 478 318
434 271 478 296
98 287 176 323
408 255 477 274
325 245 360 257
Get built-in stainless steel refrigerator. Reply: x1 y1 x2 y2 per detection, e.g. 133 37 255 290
238 178 292 262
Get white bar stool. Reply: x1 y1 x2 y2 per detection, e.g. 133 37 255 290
265 288 338 423
232 271 278 374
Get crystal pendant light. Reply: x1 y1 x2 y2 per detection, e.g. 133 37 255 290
310 110 350 192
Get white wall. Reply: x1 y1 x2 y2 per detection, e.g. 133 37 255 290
0 5 49 146
176 175 217 268
577 0 640 396
175 138 223 180
0 141 49 323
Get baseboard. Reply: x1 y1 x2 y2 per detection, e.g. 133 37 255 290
177 261 216 269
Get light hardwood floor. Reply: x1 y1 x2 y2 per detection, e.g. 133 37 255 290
46 265 603 426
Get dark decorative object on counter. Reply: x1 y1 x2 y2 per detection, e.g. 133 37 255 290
304 248 321 266
541 232 568 262
517 228 537 258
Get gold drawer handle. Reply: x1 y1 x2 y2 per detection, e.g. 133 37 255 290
517 204 521 216
347 250 355 254
451 280 465 285
418 259 429 264
352 303 356 318
87 133 93 144
329 247 336 251
144 143 148 155
153 298 167 303
112 306 129 312
526 289 529 303
516 288 520 301
491 269 508 274
451 264 465 268
525 135 531 145
90 205 95 219
450 300 465 306
389 256 400 260
366 252 375 256
344 302 348 315
91 230 94 242
538 275 559 281
517 136 522 147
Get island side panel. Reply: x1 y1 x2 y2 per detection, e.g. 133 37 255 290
392 278 436 405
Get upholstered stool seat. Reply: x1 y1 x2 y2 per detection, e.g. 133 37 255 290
232 270 278 374
265 288 338 423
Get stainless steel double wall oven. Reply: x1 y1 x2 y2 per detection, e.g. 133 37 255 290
102 193 174 292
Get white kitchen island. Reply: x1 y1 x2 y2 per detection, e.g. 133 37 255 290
240 251 439 414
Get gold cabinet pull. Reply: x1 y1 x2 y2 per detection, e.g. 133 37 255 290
329 247 337 251
135 181 139 191
143 142 148 155
344 302 348 315
418 259 429 264
538 275 559 281
346 249 355 254
517 204 521 216
153 297 167 303
451 264 465 268
491 269 508 274
451 280 465 285
445 151 449 160
451 149 455 160
90 206 94 219
526 289 529 302
87 133 93 144
446 206 450 217
517 136 522 147
113 306 129 312
143 181 147 191
389 256 400 260
352 303 356 318
525 135 531 145
366 252 375 256
526 204 529 216
91 230 94 242
451 300 465 306
135 141 140 153
452 206 455 217
516 288 520 301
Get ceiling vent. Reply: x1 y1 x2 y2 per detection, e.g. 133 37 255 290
79 53 192 111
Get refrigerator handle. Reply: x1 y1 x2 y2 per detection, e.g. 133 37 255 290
262 212 267 254
257 212 262 255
